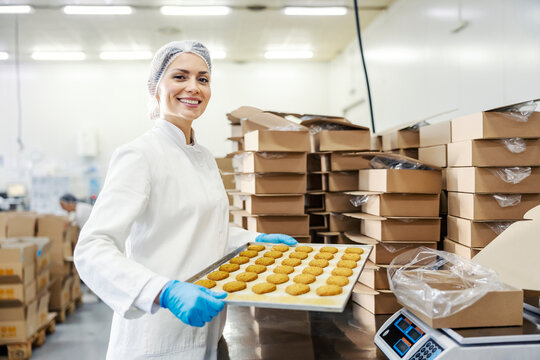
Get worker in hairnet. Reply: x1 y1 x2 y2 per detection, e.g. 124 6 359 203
59 193 93 228
73 40 297 359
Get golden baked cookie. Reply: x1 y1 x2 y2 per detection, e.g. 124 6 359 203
326 276 349 287
273 265 294 275
219 263 240 272
302 266 323 276
289 252 308 260
332 267 353 277
316 285 343 296
235 272 258 282
246 264 267 274
264 251 283 259
286 283 310 296
230 256 249 265
272 245 289 252
320 246 338 254
309 259 329 268
337 260 357 269
240 250 258 258
248 244 266 252
223 281 246 293
255 257 275 266
293 274 316 284
194 279 216 289
207 271 229 281
282 258 302 267
295 245 313 253
345 247 364 254
314 252 333 260
341 253 361 261
252 282 276 295
266 274 289 284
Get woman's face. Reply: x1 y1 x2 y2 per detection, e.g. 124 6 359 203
157 52 211 122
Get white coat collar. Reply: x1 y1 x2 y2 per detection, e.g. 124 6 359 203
155 118 201 151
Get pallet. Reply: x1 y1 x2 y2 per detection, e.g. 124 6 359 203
1 313 56 360
53 301 75 324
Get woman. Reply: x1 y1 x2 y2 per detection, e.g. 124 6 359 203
74 40 296 360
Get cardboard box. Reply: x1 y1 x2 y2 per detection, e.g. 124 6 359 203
71 272 81 301
215 157 234 173
419 121 451 147
448 192 540 220
382 127 420 151
241 111 306 135
446 167 540 193
307 173 327 192
359 169 442 194
440 190 448 214
352 283 400 315
386 148 418 159
244 194 305 215
16 237 51 273
293 235 311 243
37 291 50 327
6 212 37 237
234 152 307 173
36 268 50 294
447 139 540 167
244 130 310 152
329 152 372 171
358 261 391 290
446 216 513 248
325 192 358 212
247 215 309 235
0 240 36 285
451 109 540 142
0 300 38 343
226 106 262 124
419 145 447 168
0 213 7 238
443 238 480 259
328 213 359 232
307 153 330 173
49 275 73 310
239 173 306 194
0 281 36 304
320 232 355 245
348 192 440 217
221 174 236 190
328 171 358 192
371 136 382 151
300 117 370 152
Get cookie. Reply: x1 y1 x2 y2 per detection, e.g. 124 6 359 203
345 247 364 254
266 274 289 284
219 263 240 272
341 253 361 261
314 252 333 260
246 264 267 274
332 267 353 277
252 282 276 295
295 245 313 253
326 276 349 287
316 285 343 296
320 246 338 254
282 258 302 267
248 244 266 251
289 252 308 260
286 283 310 296
235 272 258 282
194 279 216 289
223 281 246 293
230 256 249 265
240 250 258 258
273 265 294 275
255 257 275 266
264 251 283 259
309 259 329 268
302 266 323 276
207 270 229 281
272 245 290 252
293 274 316 285
337 260 357 269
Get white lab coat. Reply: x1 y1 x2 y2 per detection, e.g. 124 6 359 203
74 119 258 359
74 202 93 228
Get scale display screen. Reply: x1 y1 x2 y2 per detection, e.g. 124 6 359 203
380 314 425 357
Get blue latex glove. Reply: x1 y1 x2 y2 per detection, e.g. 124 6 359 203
255 233 298 246
159 280 227 327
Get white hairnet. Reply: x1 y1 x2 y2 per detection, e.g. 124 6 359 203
147 40 212 119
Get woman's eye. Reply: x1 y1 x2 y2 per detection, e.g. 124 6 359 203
199 77 209 83
173 75 185 80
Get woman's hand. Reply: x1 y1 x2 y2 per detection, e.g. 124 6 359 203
159 280 227 327
255 233 298 246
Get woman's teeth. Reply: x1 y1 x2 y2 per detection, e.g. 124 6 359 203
180 99 199 105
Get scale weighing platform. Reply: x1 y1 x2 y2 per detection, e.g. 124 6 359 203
374 307 540 360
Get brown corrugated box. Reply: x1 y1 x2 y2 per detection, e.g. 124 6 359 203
246 215 309 235
328 171 358 192
0 240 36 286
300 117 370 152
0 281 36 304
215 157 234 173
0 213 7 238
443 238 480 259
347 192 440 217
386 148 419 159
329 152 372 171
358 261 391 290
0 300 38 343
16 237 51 274
226 106 262 125
381 122 420 151
71 272 81 301
221 173 236 190
234 152 307 173
359 169 441 194
448 192 540 220
352 283 400 315
325 192 358 212
447 139 540 167
328 213 359 232
419 120 451 147
239 173 306 194
446 167 540 193
418 145 447 168
243 130 310 152
446 216 513 248
37 291 50 327
243 194 305 215
49 275 73 310
6 212 37 237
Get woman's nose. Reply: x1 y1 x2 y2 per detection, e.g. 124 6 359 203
185 78 200 93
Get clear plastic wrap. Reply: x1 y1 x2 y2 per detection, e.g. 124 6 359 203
369 156 434 170
491 166 531 184
232 153 247 172
498 138 527 153
388 247 505 319
485 221 513 235
492 194 521 207
497 100 537 122
257 152 288 159
403 121 430 131
349 195 371 207
308 123 352 135
268 124 304 132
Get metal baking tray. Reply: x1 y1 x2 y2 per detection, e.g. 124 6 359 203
187 242 373 312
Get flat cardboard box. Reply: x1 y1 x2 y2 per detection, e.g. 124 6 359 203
221 174 236 190
325 192 359 212
419 145 447 168
226 106 262 124
447 139 540 167
348 192 440 217
6 212 37 237
239 173 306 194
358 261 391 290
358 169 441 194
448 192 540 220
386 148 418 159
329 152 371 171
0 281 36 304
235 152 307 173
0 300 38 343
49 275 73 310
328 172 358 192
307 153 330 172
446 216 513 248
307 173 327 192
215 157 234 173
244 194 305 215
246 215 309 235
244 130 310 152
443 238 481 259
36 215 69 245
451 109 540 142
371 136 382 151
446 167 540 193
241 111 307 136
300 117 370 152
419 121 451 147
328 213 359 232
352 283 400 315
382 128 419 150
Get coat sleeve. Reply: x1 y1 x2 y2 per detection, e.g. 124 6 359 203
74 145 169 319
228 224 260 249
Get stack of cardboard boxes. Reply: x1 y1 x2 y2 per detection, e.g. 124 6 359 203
445 105 540 258
215 157 235 223
381 122 423 159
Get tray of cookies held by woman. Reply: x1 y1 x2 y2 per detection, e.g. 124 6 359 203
186 243 373 312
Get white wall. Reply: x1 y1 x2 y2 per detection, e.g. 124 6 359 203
329 0 540 133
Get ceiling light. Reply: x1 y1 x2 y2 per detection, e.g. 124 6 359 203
32 52 86 61
210 50 227 59
99 51 153 60
160 6 231 16
63 6 133 15
0 5 34 14
0 52 8 60
283 7 347 16
264 50 313 59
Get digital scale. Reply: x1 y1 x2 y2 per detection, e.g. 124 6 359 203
374 307 540 359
